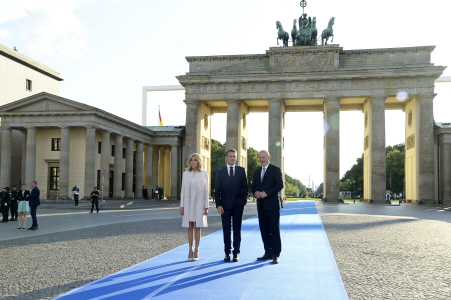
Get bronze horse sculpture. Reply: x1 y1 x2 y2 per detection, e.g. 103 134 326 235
276 21 289 47
321 17 335 45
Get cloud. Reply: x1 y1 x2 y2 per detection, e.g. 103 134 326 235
0 0 99 58
0 29 10 40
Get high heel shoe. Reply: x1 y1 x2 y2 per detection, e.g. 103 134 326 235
188 249 194 261
193 250 199 261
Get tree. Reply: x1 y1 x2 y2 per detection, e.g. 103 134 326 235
316 183 323 194
247 147 260 192
210 139 226 191
386 149 404 193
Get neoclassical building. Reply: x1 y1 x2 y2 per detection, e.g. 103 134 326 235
0 92 184 200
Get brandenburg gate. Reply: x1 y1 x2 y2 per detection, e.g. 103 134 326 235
176 44 445 203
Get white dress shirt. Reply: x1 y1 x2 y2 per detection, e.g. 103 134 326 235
227 164 236 176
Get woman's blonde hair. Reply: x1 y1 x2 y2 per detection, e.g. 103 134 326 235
185 153 204 172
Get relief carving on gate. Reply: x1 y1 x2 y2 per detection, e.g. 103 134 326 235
274 54 334 68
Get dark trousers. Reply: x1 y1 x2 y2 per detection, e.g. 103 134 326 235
30 205 38 227
74 194 79 205
2 203 9 221
10 201 18 219
258 207 281 257
91 198 99 212
221 205 245 255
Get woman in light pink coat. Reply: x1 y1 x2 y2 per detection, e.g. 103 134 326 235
180 153 209 261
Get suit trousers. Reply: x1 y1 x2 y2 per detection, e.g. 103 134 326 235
91 198 99 212
258 207 281 257
221 205 245 255
10 201 18 219
2 203 9 221
74 194 79 205
30 205 38 227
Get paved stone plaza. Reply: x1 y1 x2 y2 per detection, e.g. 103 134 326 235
1 201 450 299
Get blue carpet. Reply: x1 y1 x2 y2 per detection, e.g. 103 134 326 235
53 201 348 300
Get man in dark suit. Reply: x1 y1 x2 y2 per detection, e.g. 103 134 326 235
215 149 249 262
252 150 284 264
27 181 40 230
1 187 10 222
90 187 100 213
10 186 19 221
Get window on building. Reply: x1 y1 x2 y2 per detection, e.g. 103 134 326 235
26 79 32 91
97 170 100 189
49 167 59 190
51 138 61 151
122 148 126 159
98 142 101 154
122 173 125 191
111 145 115 156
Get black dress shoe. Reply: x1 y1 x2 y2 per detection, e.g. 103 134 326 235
233 254 239 262
257 254 272 260
272 257 280 264
89 211 93 213
224 254 231 262
27 227 36 230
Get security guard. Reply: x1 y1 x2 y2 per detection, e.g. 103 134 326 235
10 186 19 221
90 187 100 213
1 187 11 222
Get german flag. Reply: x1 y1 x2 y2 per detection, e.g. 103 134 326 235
158 106 163 126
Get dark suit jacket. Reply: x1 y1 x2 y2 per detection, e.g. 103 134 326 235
17 190 30 201
252 163 284 211
28 186 41 207
215 165 249 210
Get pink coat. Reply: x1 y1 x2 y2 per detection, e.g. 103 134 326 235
180 170 209 228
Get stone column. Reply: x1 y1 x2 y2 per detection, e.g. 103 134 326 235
164 148 171 199
113 134 123 198
145 145 153 194
364 97 386 203
0 127 12 189
226 100 241 151
21 130 27 185
125 138 134 198
59 126 71 198
184 100 199 163
323 98 340 202
439 133 451 204
418 94 436 203
84 127 97 198
158 147 165 188
152 146 159 189
268 99 284 168
100 131 110 199
25 127 37 185
135 141 144 198
169 145 178 200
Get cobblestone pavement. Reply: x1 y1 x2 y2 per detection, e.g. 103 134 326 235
1 201 450 299
318 203 451 300
0 201 259 300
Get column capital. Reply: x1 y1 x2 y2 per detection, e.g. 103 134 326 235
323 97 341 102
165 148 171 154
225 99 241 104
24 126 35 130
368 96 387 102
267 98 283 103
183 99 198 105
60 125 71 130
418 93 437 101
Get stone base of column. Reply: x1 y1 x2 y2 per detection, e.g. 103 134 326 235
323 198 341 203
168 196 179 201
111 196 123 199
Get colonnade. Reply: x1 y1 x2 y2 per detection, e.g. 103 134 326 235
183 93 437 203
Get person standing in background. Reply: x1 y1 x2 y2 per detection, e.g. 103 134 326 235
9 186 19 221
27 181 40 230
17 184 30 229
1 187 10 223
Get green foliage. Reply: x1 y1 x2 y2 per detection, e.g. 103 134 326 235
210 139 226 192
340 143 406 195
316 183 323 194
386 149 404 193
246 147 260 192
285 173 308 195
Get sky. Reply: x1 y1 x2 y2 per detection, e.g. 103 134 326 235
1 0 450 189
